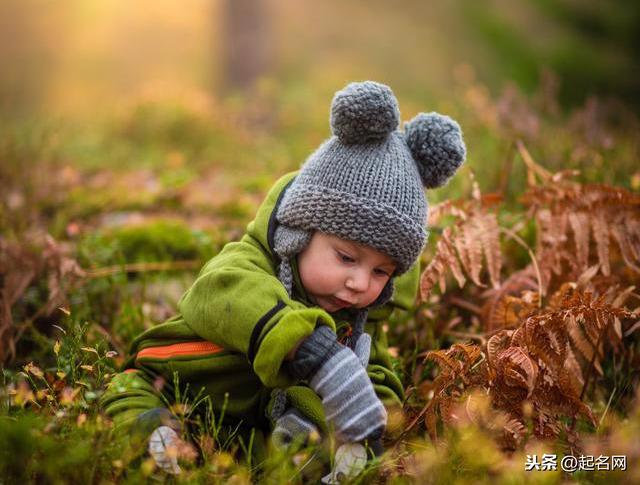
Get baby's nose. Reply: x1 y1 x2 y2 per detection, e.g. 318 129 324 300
345 269 369 292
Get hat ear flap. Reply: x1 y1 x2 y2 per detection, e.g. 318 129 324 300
404 112 466 189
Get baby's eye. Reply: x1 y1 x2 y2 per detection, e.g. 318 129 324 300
337 251 355 264
373 268 390 277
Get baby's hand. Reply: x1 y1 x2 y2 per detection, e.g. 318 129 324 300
289 327 386 443
148 426 183 474
271 408 320 449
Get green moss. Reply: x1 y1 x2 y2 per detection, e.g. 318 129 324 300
107 220 217 264
77 219 220 269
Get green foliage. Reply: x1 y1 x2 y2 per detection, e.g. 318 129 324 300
460 0 640 111
0 412 115 484
93 220 217 264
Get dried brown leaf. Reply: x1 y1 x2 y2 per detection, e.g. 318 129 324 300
591 211 610 276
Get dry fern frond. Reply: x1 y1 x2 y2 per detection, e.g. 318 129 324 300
420 188 503 300
486 330 512 366
481 267 539 332
497 346 538 397
420 227 464 298
414 143 639 452
417 344 488 440
502 417 528 450
476 212 502 289
0 234 85 363
519 142 640 287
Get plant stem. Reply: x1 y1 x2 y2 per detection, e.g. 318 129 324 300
85 260 201 278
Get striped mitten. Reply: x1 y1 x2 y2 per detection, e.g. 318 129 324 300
288 326 386 443
271 408 320 449
133 408 183 474
148 426 182 474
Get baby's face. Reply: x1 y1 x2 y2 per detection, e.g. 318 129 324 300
297 232 396 313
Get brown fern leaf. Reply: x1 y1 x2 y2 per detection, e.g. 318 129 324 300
427 200 456 226
419 243 447 299
460 219 485 287
451 342 482 364
567 314 604 376
502 417 527 450
511 326 527 348
555 372 597 426
474 211 502 289
421 186 508 299
610 285 636 308
563 346 585 394
591 211 611 276
498 346 539 397
569 212 590 269
524 315 568 374
481 267 538 332
491 294 538 331
575 264 601 289
424 404 439 441
440 396 455 426
425 349 460 372
486 330 513 367
441 227 466 289
419 343 489 440
611 222 640 273
523 174 640 284
547 282 575 310
420 228 466 299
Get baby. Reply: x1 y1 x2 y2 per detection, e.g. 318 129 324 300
101 81 465 473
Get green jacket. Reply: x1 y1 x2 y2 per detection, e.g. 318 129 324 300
101 172 418 437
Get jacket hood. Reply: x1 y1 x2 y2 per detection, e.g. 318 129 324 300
245 171 298 262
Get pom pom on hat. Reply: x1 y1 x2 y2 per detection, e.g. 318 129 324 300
330 81 400 144
404 112 466 189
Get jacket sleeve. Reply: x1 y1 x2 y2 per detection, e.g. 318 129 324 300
100 369 167 431
99 316 210 433
366 261 420 405
177 237 336 389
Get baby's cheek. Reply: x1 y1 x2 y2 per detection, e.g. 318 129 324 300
371 280 389 302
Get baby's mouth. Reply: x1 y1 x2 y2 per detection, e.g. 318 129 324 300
328 295 354 310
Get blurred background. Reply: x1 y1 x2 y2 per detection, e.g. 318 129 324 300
2 0 638 190
2 0 640 117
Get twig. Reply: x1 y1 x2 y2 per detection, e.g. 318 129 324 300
598 386 616 430
449 296 482 315
499 227 544 305
85 260 201 278
516 140 552 183
497 140 515 194
442 330 486 346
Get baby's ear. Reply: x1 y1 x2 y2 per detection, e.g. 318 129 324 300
404 112 466 189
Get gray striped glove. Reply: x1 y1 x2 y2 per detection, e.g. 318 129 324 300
288 326 386 443
133 408 183 474
353 333 371 368
272 408 320 449
148 426 182 474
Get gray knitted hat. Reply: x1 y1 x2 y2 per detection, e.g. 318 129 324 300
274 81 465 287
